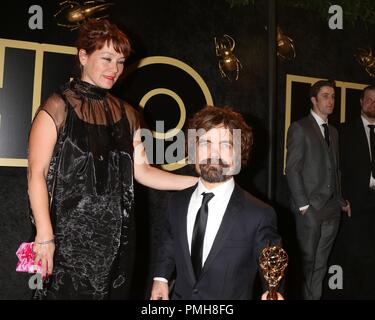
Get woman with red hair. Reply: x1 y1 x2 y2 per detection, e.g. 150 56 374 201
27 19 197 299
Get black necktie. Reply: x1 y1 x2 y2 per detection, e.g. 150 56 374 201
191 192 214 279
369 125 375 178
322 123 330 146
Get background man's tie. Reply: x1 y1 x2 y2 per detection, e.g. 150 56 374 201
322 123 330 146
369 124 375 178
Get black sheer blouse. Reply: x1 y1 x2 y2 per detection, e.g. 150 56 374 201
33 79 139 299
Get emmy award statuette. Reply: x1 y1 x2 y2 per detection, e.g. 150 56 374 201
259 245 288 300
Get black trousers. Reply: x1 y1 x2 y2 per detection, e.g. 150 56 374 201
295 199 341 300
328 189 375 299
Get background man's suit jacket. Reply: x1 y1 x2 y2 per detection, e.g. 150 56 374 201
340 118 373 213
286 114 345 212
154 183 281 300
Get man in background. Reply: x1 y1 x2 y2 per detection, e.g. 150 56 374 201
286 79 350 300
336 85 375 299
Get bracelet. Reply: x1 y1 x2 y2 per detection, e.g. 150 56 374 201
36 238 55 245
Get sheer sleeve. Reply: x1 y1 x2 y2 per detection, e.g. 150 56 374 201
36 93 67 134
123 102 141 136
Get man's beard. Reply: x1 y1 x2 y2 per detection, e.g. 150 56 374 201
199 158 232 183
363 108 375 120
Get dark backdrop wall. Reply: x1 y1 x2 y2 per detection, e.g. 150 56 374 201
0 0 373 299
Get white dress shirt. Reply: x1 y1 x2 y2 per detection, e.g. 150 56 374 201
186 178 235 266
154 178 235 284
361 115 375 188
311 109 329 139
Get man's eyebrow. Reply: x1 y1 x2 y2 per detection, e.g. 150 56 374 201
198 138 233 144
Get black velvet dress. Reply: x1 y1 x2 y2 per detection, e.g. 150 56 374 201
33 79 139 299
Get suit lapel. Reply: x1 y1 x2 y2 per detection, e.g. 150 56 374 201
198 184 242 280
329 124 338 164
178 188 197 285
356 118 372 162
310 113 341 170
308 113 328 151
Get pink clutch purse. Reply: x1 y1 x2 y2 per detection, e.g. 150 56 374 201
16 242 42 274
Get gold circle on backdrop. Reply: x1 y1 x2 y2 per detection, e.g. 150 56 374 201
126 56 213 107
125 56 214 171
139 88 186 140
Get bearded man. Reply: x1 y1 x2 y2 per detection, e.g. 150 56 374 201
150 106 282 300
333 85 375 299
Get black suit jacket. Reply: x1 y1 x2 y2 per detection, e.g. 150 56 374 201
340 118 372 213
154 183 281 300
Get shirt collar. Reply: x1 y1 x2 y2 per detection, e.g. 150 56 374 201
311 109 328 126
195 177 235 201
